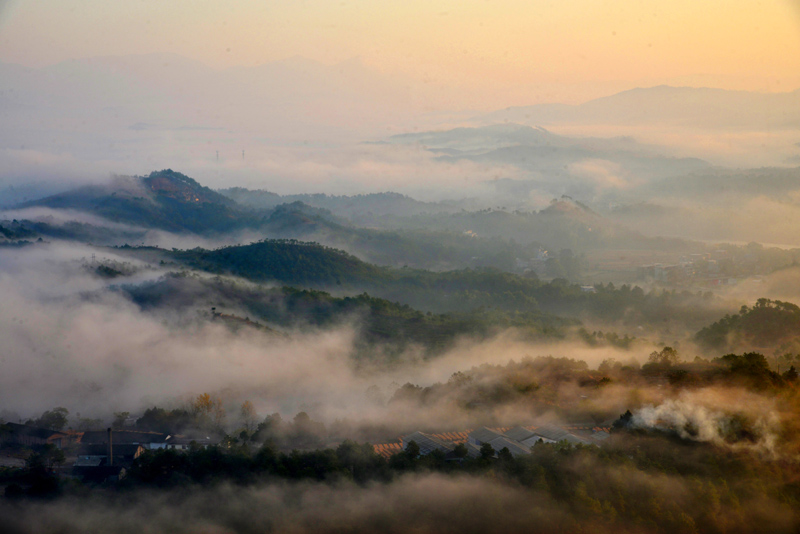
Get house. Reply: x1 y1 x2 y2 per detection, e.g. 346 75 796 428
521 425 592 447
1 423 68 449
373 422 604 460
80 428 215 451
72 443 144 482
163 436 214 450
74 443 145 466
80 429 170 450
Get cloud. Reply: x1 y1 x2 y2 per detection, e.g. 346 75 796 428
0 148 117 188
567 159 632 189
0 241 793 454
0 242 651 430
0 475 572 534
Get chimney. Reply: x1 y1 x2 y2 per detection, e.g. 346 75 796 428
107 427 113 467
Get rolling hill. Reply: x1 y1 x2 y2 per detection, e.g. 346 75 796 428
20 169 256 234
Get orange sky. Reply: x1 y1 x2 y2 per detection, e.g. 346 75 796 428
1 0 799 107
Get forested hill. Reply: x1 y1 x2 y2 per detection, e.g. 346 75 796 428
695 298 800 354
22 169 257 234
19 169 699 264
171 239 385 287
124 273 573 358
154 239 723 331
218 187 460 218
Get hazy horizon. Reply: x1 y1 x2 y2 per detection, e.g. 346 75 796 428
3 3 800 532
2 1 800 197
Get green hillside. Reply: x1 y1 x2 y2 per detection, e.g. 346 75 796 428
695 298 800 354
154 239 721 333
124 273 572 358
172 239 385 287
23 169 256 234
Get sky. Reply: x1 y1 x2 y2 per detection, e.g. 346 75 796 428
1 0 799 107
0 0 799 195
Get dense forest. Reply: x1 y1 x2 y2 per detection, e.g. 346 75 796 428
156 239 724 336
124 272 574 359
695 299 800 354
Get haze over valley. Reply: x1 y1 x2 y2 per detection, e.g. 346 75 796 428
2 1 800 533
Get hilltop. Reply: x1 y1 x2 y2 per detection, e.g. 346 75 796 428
21 169 252 234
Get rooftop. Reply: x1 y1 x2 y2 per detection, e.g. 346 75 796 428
487 436 532 457
468 427 507 444
401 431 454 455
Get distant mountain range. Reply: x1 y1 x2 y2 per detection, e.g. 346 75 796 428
219 188 460 219
388 123 640 152
478 85 800 130
2 52 797 170
384 122 710 204
8 169 700 274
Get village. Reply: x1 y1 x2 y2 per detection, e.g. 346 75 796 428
1 416 612 488
375 423 611 460
0 423 214 485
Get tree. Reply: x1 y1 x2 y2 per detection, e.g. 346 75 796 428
649 346 680 366
193 393 225 431
497 446 514 463
240 401 257 432
33 407 69 431
112 411 130 429
193 393 214 417
784 365 798 382
479 442 495 461
74 416 102 431
613 409 633 430
405 440 420 460
253 413 283 443
452 442 468 459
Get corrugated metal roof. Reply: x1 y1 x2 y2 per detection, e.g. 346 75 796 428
430 430 470 444
467 427 506 444
4 423 66 441
81 430 169 444
373 442 402 459
504 426 536 442
465 442 483 459
487 436 531 457
402 431 454 455
562 434 592 445
520 435 546 447
372 423 609 459
531 425 569 441
73 456 103 467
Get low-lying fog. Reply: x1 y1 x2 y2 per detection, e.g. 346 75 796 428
0 241 792 452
